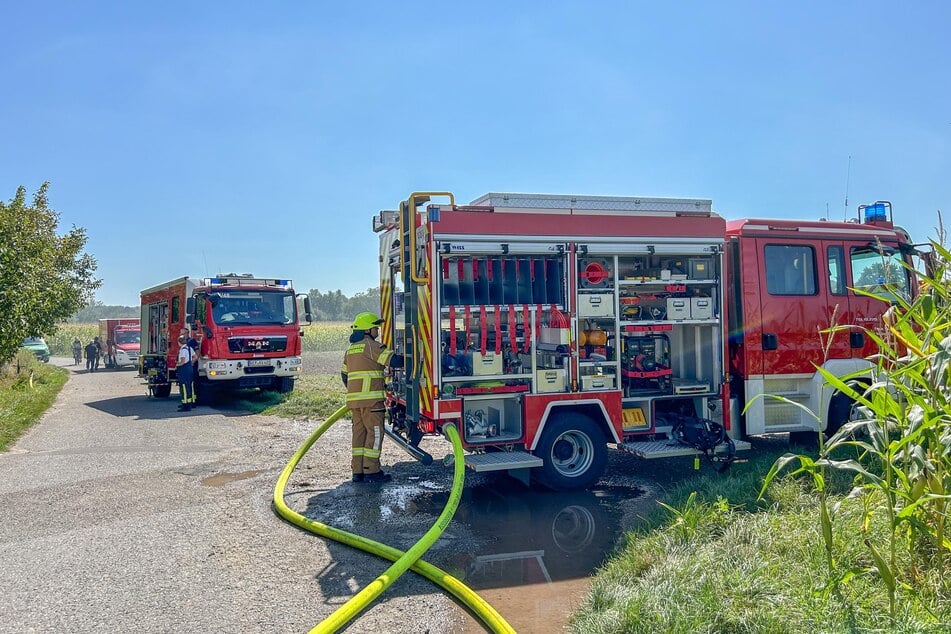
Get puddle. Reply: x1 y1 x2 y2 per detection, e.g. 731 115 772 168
200 469 268 487
408 482 644 632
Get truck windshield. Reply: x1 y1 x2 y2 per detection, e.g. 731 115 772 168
115 331 140 345
210 290 297 325
850 247 911 302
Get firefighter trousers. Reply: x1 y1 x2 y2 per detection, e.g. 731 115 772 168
350 404 384 475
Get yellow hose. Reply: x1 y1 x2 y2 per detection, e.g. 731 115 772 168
272 406 515 634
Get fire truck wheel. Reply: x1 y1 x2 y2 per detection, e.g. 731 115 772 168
532 415 607 491
196 382 219 405
152 383 172 398
825 390 856 438
275 377 295 394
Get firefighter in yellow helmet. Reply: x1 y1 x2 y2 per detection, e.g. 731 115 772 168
341 311 404 483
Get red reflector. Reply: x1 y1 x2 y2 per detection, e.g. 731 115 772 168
418 420 436 434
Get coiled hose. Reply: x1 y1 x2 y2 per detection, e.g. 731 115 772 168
272 405 515 634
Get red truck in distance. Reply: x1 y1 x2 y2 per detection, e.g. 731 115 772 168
99 318 141 369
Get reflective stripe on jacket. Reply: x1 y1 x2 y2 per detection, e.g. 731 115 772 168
342 336 392 407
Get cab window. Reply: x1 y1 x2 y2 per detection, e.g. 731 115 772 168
827 246 846 295
765 245 816 295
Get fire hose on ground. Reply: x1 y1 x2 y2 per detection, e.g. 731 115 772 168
272 405 515 634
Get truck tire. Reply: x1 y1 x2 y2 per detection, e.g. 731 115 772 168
532 414 607 491
196 381 219 405
276 377 294 394
825 390 856 438
152 383 172 398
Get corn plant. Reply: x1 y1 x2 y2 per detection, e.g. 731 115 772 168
761 238 951 620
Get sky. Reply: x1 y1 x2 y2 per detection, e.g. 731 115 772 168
2 2 949 306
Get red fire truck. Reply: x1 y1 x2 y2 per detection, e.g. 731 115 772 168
139 275 312 401
99 318 140 369
373 193 922 490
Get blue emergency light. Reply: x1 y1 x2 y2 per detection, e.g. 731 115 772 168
865 203 887 222
859 200 892 224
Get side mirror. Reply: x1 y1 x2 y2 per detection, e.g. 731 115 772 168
185 297 195 324
298 294 314 325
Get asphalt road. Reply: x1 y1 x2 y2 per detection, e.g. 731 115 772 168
0 358 461 633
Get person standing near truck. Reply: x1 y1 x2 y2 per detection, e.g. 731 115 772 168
341 312 404 483
175 334 195 412
84 340 98 372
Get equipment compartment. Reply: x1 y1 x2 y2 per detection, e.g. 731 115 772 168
462 395 523 444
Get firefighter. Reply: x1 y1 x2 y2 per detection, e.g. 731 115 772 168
175 334 196 412
341 311 404 483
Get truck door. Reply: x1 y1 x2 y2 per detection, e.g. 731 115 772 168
744 238 847 376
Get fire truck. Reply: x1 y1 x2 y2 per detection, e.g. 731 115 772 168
139 275 312 401
373 193 921 491
99 318 140 369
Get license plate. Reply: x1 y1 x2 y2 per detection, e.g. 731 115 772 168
247 359 271 367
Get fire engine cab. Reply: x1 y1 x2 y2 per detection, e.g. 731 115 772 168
374 193 919 490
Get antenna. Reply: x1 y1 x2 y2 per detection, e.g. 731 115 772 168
202 251 209 277
843 154 852 221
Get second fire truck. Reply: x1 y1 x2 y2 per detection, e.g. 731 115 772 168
373 192 921 490
139 274 312 401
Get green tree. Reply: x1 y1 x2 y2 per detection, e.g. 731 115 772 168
0 183 101 362
306 287 380 321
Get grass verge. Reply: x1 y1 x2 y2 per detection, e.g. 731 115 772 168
222 373 346 420
570 437 951 633
0 351 69 451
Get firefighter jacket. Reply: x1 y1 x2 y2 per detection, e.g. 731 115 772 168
341 335 395 408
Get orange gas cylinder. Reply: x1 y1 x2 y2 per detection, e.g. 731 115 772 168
585 329 607 346
579 330 587 346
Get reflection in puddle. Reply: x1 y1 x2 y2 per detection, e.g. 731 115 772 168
200 469 267 487
411 482 645 632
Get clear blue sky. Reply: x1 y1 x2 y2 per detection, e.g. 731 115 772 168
2 2 948 306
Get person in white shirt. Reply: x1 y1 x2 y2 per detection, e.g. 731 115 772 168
176 334 195 412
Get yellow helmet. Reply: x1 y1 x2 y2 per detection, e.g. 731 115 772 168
351 311 384 331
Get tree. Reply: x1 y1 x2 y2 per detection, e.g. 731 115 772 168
306 287 381 321
0 183 101 362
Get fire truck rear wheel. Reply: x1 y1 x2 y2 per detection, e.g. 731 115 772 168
532 415 607 491
152 384 172 398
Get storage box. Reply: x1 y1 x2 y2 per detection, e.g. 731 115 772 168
581 374 616 390
539 327 571 345
690 297 714 320
666 297 690 320
578 293 615 317
471 352 502 376
535 369 567 393
689 257 714 280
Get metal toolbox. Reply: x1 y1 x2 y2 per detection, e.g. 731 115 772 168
539 327 571 345
535 369 567 393
666 297 690 320
578 293 615 317
690 297 714 320
581 374 616 390
471 352 502 376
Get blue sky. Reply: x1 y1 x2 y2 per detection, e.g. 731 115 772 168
2 2 948 306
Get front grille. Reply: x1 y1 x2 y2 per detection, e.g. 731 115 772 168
228 336 287 354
